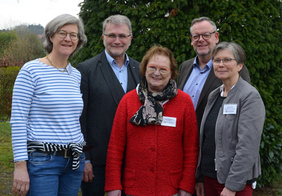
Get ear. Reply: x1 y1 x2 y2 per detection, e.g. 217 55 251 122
237 63 243 72
49 35 53 43
215 32 219 44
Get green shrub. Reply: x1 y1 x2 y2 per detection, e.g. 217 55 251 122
0 67 20 121
75 0 282 188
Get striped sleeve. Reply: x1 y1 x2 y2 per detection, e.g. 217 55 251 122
10 65 35 161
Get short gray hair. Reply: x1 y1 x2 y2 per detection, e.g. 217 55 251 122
44 14 87 58
212 42 246 64
190 17 217 34
102 14 132 35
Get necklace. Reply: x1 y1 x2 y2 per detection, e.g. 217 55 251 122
46 55 67 72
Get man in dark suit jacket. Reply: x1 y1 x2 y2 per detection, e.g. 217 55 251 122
178 17 250 131
77 15 141 196
177 16 250 196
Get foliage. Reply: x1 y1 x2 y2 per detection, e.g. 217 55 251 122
0 30 46 67
0 67 21 121
75 0 282 187
0 31 17 54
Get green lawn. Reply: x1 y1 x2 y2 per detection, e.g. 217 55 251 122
0 122 13 195
0 122 13 173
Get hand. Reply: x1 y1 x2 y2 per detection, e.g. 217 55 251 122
82 162 94 182
107 190 122 196
195 182 205 196
220 187 236 196
178 189 192 196
12 161 30 196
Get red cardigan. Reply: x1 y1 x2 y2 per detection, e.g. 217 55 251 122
105 89 199 196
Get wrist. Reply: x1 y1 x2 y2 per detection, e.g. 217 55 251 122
14 160 27 168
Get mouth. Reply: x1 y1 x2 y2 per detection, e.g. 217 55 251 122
111 45 124 48
151 76 162 81
61 43 72 47
197 44 208 48
217 70 228 73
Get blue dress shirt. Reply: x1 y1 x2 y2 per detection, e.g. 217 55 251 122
183 57 213 109
105 50 129 93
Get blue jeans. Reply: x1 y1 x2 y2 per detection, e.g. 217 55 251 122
27 151 85 196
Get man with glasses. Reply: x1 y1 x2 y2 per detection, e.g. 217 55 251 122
177 17 250 195
77 14 141 196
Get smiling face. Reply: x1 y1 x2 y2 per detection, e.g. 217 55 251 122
102 23 132 59
213 49 243 83
50 24 79 58
145 54 172 93
191 20 219 59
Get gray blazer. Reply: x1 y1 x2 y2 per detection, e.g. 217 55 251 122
195 77 265 191
177 58 251 131
77 51 141 166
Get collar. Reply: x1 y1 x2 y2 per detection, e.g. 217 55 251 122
104 50 129 67
193 56 213 71
219 83 237 97
66 63 72 74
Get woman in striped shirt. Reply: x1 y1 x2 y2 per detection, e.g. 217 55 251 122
10 14 87 196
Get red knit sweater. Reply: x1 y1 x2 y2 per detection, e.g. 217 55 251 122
105 89 199 196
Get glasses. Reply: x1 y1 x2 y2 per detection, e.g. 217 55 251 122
57 30 79 41
103 33 132 40
213 58 237 64
191 31 216 41
147 65 170 75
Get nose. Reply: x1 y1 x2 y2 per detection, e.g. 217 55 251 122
218 60 225 66
198 35 205 41
153 69 161 75
64 34 71 41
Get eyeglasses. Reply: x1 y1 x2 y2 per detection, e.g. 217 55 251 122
57 30 79 41
147 65 170 75
103 33 132 40
191 31 216 41
213 58 237 64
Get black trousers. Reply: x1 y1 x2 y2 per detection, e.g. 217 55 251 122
80 165 125 196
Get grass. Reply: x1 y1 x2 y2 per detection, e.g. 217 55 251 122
0 122 13 173
0 122 14 196
0 122 281 196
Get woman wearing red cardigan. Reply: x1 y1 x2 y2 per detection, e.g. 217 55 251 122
105 45 199 196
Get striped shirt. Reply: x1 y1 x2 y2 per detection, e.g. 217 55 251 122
10 59 84 162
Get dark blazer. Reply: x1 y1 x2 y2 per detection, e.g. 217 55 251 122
77 51 141 167
177 58 250 130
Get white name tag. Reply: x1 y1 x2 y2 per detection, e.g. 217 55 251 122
161 116 177 127
223 104 237 114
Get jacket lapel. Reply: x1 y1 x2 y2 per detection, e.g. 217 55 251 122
127 59 140 92
98 53 125 106
178 59 194 90
196 68 218 109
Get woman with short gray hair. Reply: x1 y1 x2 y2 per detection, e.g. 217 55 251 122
195 42 265 196
10 14 87 196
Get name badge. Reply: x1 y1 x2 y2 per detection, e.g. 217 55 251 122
161 116 177 127
223 104 237 114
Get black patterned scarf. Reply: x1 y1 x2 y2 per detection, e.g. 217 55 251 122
129 76 178 126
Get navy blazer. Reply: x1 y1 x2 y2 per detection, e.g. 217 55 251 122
177 58 250 131
77 51 141 166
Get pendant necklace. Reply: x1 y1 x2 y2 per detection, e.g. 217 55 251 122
46 55 68 72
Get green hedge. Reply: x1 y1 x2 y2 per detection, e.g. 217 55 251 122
0 67 20 121
75 0 282 187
